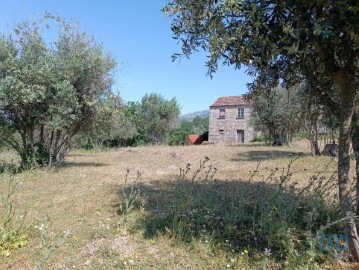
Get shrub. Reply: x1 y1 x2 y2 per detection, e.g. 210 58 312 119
251 134 267 143
167 130 189 146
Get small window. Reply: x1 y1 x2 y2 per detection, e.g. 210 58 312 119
238 107 244 119
219 108 226 119
219 129 224 134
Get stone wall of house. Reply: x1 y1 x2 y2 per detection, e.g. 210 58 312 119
208 105 256 143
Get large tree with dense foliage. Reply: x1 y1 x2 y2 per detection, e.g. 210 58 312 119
250 83 325 154
138 93 180 144
74 95 138 149
164 0 359 259
249 85 300 145
0 16 116 168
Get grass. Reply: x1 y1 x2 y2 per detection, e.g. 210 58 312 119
0 140 358 269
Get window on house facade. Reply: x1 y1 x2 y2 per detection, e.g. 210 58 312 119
219 108 226 119
237 107 244 119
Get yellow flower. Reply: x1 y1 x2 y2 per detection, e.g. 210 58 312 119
244 249 248 254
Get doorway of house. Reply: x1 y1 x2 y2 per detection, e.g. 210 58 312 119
236 130 244 144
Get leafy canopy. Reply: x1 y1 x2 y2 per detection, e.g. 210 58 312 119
0 15 116 168
164 0 359 79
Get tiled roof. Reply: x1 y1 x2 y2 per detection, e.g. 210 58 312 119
210 96 249 108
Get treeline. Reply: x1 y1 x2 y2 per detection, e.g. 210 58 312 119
74 94 209 149
73 92 187 149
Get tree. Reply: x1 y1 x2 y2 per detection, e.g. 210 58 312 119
138 93 180 145
251 83 326 154
192 116 209 135
164 0 359 259
74 95 138 148
0 16 116 168
250 86 301 145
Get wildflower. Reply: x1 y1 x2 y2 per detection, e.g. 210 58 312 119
264 247 272 255
244 249 248 254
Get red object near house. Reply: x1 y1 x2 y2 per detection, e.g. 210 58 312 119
188 134 203 145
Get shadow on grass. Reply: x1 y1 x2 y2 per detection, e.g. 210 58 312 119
0 162 19 174
0 160 107 174
226 143 269 147
231 150 307 161
117 164 340 264
62 161 107 168
67 153 97 157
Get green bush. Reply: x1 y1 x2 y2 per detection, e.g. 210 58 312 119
167 130 189 146
295 131 310 139
72 134 96 150
251 134 267 142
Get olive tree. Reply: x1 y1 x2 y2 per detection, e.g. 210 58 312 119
250 86 301 146
0 17 116 168
164 0 359 259
139 93 181 144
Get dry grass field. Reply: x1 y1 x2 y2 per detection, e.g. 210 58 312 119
0 140 358 269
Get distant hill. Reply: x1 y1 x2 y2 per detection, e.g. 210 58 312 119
179 110 209 122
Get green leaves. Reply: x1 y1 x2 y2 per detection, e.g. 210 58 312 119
48 81 79 130
0 16 116 168
136 93 181 145
165 0 359 77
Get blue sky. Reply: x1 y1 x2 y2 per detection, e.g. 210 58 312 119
0 0 253 114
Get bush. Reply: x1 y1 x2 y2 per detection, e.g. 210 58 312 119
251 134 267 143
295 131 310 139
167 130 189 146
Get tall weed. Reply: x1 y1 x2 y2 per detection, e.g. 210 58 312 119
0 172 27 256
117 170 142 216
33 216 70 270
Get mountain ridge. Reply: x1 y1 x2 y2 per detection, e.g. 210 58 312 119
179 110 209 122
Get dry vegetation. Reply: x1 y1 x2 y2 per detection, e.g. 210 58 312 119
0 140 357 269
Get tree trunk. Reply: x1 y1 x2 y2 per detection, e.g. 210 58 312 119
48 130 55 168
337 74 359 261
309 130 320 156
351 108 359 217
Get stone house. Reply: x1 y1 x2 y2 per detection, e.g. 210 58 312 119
208 96 257 144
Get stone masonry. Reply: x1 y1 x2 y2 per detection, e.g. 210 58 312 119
208 96 257 144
